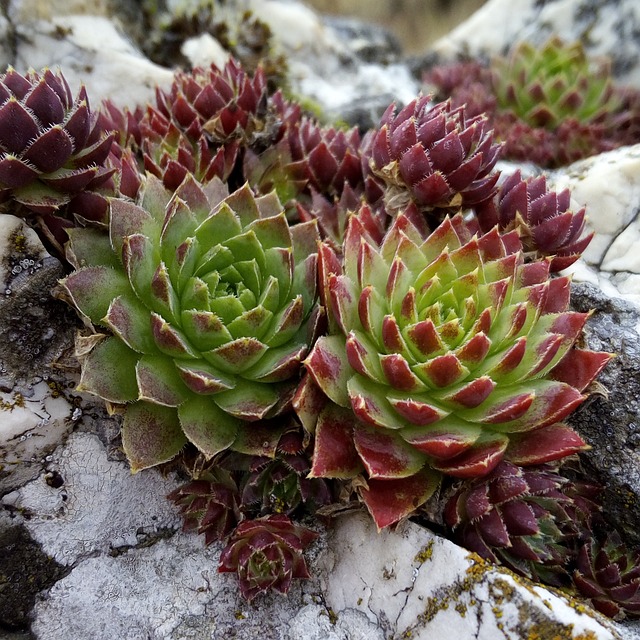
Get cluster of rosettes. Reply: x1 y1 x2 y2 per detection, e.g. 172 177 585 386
425 37 640 167
3 56 630 609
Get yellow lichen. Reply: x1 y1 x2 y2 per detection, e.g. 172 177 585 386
414 540 434 564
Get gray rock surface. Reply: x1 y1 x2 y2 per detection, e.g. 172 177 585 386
569 282 640 547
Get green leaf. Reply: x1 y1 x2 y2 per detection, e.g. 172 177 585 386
66 227 119 269
247 212 291 250
61 266 132 326
122 402 187 472
105 294 156 354
181 309 232 351
110 198 161 257
136 355 189 406
178 395 238 457
213 379 281 420
195 203 242 247
77 337 139 403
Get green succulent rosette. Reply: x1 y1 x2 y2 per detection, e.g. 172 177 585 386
492 37 620 130
300 204 611 528
61 174 322 471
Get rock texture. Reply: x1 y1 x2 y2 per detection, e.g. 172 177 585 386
569 283 640 547
1 432 627 640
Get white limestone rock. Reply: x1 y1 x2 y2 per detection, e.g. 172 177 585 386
322 512 623 640
544 145 640 304
14 15 174 108
2 433 182 565
429 0 640 88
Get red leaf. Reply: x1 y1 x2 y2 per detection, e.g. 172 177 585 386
309 404 363 478
506 423 588 465
360 469 440 529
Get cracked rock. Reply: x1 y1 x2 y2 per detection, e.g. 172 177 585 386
321 512 625 640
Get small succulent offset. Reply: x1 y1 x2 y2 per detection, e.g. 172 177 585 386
474 170 592 272
60 173 322 471
0 67 114 246
366 96 501 221
444 461 600 587
574 532 640 619
168 467 240 545
218 515 318 601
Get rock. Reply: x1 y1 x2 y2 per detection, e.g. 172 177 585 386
322 511 622 640
427 0 640 88
2 433 182 565
568 282 640 548
0 514 69 634
13 15 174 108
544 144 640 306
0 215 79 495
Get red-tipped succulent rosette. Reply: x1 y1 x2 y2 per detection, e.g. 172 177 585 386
299 204 611 529
474 170 593 271
218 514 318 601
574 531 640 619
444 461 600 586
366 95 501 218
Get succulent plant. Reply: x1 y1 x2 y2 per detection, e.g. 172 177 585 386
0 66 115 250
366 96 501 220
245 117 364 214
0 67 115 212
295 185 387 252
168 467 240 545
218 514 318 600
474 170 593 271
154 59 273 147
423 41 640 168
239 423 332 517
492 37 619 131
424 61 497 119
300 204 611 527
444 461 599 586
139 107 240 191
59 173 323 471
574 531 640 619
